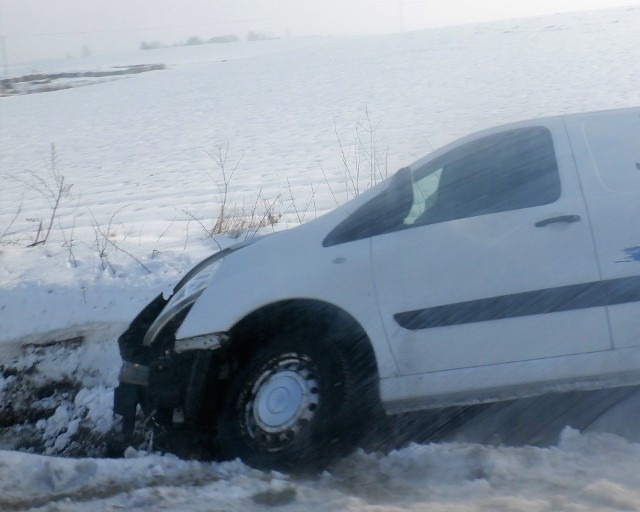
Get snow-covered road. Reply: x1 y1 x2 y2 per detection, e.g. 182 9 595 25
4 428 640 511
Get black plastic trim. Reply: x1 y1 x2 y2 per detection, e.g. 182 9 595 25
395 275 640 330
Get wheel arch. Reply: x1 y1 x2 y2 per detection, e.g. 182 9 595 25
227 298 381 390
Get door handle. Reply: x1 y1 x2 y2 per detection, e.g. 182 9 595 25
534 215 581 228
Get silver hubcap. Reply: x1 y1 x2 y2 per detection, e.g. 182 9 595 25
244 354 320 451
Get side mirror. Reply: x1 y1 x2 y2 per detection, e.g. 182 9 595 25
323 167 413 246
382 166 413 231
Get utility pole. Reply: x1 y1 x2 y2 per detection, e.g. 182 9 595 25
0 0 9 96
0 36 8 76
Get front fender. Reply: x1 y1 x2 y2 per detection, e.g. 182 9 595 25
175 230 397 378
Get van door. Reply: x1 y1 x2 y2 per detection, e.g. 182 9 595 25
564 109 640 349
372 121 610 380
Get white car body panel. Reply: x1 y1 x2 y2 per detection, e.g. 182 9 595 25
175 106 640 413
564 110 640 350
372 117 609 380
176 207 400 378
381 345 640 413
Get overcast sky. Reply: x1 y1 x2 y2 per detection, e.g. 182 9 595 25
1 0 638 64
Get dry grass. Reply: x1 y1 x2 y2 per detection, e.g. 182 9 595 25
2 111 390 253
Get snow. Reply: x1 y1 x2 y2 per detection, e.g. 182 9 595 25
2 429 640 511
2 4 640 510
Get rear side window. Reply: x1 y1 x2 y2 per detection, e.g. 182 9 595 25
405 126 561 227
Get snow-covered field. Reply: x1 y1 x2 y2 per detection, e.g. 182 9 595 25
2 5 640 510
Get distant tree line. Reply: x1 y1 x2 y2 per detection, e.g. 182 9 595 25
140 31 276 51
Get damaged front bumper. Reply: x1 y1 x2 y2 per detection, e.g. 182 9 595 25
117 331 228 388
113 245 254 439
113 293 229 436
119 361 150 386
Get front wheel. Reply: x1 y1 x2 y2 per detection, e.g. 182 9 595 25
217 331 370 471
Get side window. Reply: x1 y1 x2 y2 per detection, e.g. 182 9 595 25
404 127 561 227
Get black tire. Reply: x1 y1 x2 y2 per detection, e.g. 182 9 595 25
217 330 369 471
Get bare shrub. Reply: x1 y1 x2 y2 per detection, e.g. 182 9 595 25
0 201 24 246
335 109 389 200
59 217 78 268
6 144 73 247
285 179 319 224
90 206 151 274
208 142 242 236
181 142 282 245
1 114 389 257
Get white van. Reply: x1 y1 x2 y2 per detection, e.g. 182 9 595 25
114 107 640 470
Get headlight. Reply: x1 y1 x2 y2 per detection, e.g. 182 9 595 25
141 235 266 347
167 259 221 311
142 259 221 346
